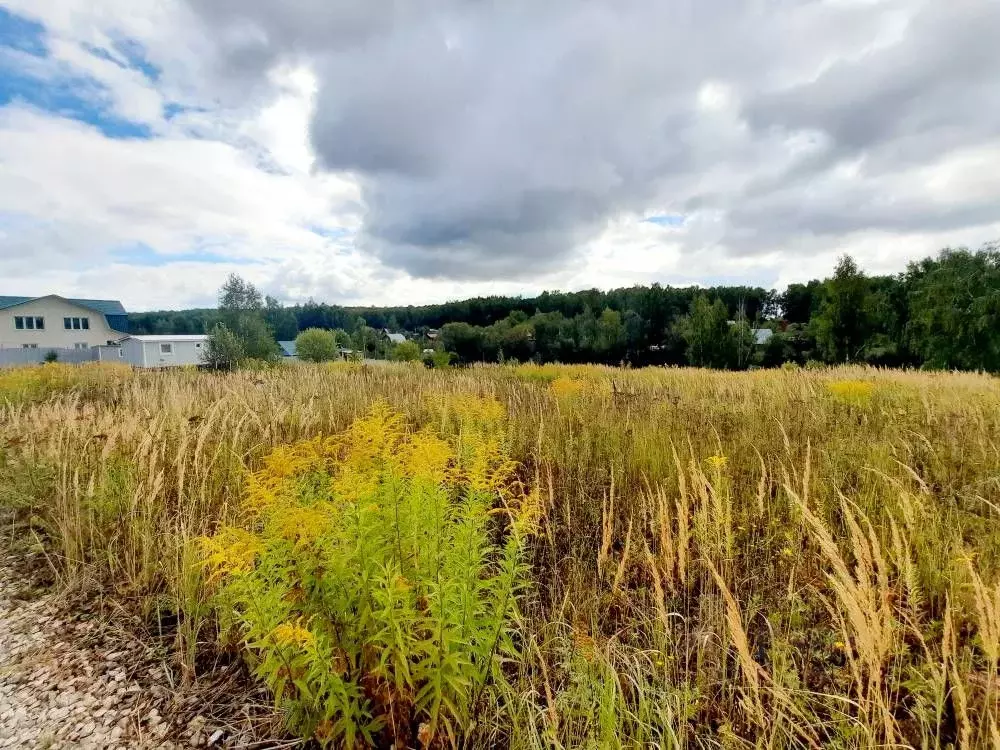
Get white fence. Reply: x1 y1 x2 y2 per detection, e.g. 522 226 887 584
0 346 122 368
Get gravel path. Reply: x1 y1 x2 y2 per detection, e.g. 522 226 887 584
0 538 283 749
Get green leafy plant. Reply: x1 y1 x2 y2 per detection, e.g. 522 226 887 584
391 340 422 362
295 328 339 363
201 399 537 747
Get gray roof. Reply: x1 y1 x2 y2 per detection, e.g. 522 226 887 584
126 334 208 342
386 332 406 344
277 340 297 357
0 295 127 316
753 328 774 345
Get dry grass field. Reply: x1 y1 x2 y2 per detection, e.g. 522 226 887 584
2 361 999 748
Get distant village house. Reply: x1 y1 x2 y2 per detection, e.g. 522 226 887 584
0 295 128 350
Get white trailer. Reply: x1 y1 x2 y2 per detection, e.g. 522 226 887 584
119 334 208 368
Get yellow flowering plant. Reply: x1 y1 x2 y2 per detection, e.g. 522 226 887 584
0 362 132 405
826 379 876 406
201 399 536 748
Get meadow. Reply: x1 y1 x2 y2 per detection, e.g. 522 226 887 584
1 361 999 748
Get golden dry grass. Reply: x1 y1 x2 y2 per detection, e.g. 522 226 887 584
2 361 999 747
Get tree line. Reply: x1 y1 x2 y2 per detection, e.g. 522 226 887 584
131 243 1000 371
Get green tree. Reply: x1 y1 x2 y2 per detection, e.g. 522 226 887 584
441 322 485 364
730 305 757 370
905 245 1000 371
391 340 422 362
483 316 534 362
295 328 338 362
757 330 793 368
219 274 263 311
264 295 299 341
781 281 823 324
203 322 245 369
812 256 871 363
677 295 732 369
238 315 281 361
334 329 353 349
352 326 383 359
595 308 625 359
218 275 280 361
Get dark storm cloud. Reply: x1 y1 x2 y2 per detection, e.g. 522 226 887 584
744 1 1000 161
185 0 1000 279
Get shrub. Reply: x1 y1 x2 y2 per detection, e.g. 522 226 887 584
203 323 245 370
423 350 453 369
391 340 422 362
43 350 59 363
201 400 537 747
295 328 339 363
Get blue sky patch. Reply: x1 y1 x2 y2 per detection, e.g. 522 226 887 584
309 225 352 240
0 68 153 138
163 102 206 120
83 37 160 82
0 8 46 57
0 9 154 139
111 245 258 267
644 214 685 227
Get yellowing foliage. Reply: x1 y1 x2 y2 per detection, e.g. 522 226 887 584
827 378 877 405
0 362 132 404
550 375 585 399
201 399 534 747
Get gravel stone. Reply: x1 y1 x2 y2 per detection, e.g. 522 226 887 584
1 526 280 749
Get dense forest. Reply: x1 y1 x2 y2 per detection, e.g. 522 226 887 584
130 244 1000 371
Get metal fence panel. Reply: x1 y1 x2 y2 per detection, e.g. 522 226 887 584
0 347 99 367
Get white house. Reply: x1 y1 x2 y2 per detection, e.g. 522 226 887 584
0 295 128 350
119 334 209 368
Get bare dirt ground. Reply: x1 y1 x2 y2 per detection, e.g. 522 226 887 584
0 517 289 749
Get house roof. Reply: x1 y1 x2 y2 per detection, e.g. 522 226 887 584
0 295 126 316
277 340 297 357
125 334 208 342
385 332 406 344
753 329 774 345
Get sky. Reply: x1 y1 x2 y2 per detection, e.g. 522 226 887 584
0 0 998 311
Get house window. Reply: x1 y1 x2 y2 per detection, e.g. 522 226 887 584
72 318 81 330
160 343 174 354
64 318 72 329
16 316 45 330
82 318 89 330
22 343 37 349
65 317 90 330
74 343 89 350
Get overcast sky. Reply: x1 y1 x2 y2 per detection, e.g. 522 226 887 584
1 0 998 311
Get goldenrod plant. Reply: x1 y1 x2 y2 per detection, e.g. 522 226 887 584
201 400 538 747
